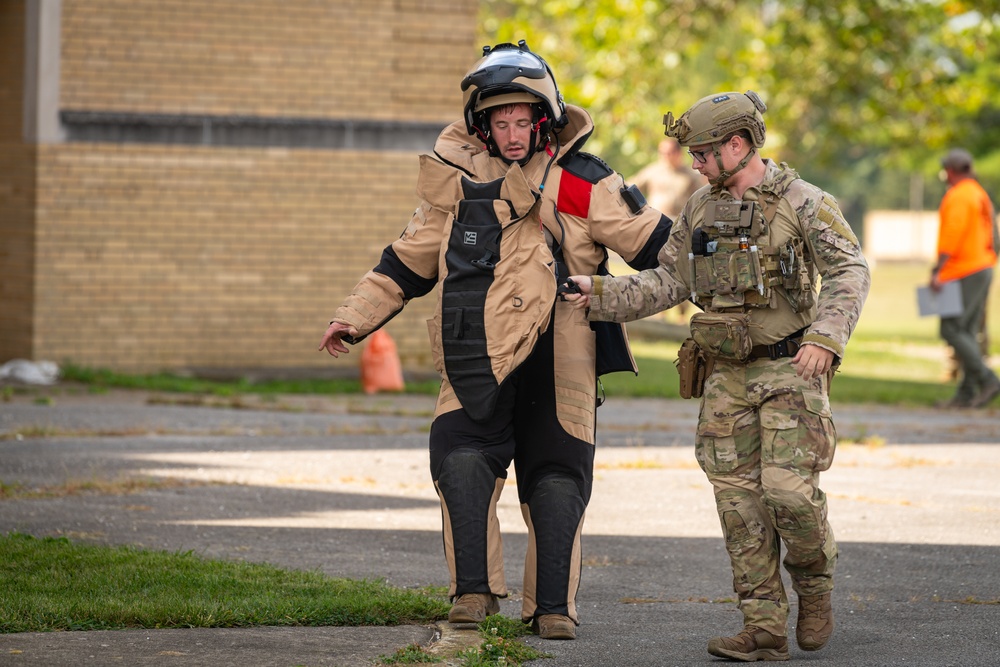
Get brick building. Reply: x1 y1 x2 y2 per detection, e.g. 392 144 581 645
0 0 477 374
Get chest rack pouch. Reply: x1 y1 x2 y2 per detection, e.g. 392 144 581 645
777 238 815 313
688 200 770 310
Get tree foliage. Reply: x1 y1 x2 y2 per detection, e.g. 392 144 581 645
480 0 1000 212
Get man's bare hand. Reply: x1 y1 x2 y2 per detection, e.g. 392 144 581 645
563 275 594 310
318 322 358 358
792 343 834 381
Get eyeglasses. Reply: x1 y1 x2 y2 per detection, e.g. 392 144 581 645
687 147 712 164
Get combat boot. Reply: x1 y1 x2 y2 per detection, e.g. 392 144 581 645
532 613 576 640
796 592 834 650
707 626 789 662
448 593 499 623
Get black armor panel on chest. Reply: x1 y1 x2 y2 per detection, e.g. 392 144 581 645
440 176 506 422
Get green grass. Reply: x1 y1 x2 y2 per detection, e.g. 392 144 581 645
0 532 449 634
379 643 443 664
59 364 442 397
457 615 549 666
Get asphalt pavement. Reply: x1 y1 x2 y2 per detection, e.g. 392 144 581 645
1 385 998 666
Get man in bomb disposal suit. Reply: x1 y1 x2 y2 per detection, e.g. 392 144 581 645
566 91 870 660
318 42 672 639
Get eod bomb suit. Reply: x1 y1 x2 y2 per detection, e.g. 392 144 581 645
328 43 672 627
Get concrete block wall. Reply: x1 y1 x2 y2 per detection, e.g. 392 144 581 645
4 0 478 373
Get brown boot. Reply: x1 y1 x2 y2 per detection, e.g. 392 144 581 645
707 626 789 662
532 613 576 640
796 592 834 651
448 593 499 623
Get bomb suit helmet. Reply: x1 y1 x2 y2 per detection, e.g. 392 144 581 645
461 41 567 159
663 90 767 148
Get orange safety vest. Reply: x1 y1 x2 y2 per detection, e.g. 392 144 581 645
937 178 997 282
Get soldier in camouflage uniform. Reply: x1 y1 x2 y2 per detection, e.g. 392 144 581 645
566 91 870 661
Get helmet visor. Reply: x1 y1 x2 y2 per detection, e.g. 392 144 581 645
461 48 548 93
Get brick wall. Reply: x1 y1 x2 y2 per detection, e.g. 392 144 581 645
34 143 433 371
9 0 478 374
60 0 470 122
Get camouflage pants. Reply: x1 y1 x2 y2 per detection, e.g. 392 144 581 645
695 356 838 637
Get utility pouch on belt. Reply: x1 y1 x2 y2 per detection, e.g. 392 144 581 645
675 338 709 399
689 312 753 361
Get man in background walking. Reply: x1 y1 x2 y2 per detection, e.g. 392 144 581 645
932 148 999 408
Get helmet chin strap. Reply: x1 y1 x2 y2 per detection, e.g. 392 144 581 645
709 143 757 188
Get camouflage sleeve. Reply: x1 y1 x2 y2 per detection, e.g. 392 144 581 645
792 184 871 357
588 206 694 323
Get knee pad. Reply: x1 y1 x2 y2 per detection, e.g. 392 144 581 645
437 448 497 504
527 474 586 520
436 449 505 595
715 488 772 547
525 474 587 561
523 474 586 619
762 487 826 534
763 487 829 563
715 488 778 594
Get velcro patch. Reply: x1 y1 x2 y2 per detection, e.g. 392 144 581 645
820 194 858 245
557 170 593 218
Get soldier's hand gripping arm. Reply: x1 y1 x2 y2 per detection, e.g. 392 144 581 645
561 276 592 310
581 209 694 323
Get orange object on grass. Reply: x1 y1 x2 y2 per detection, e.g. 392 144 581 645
360 329 405 394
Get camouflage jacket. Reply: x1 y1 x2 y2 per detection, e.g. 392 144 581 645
589 160 871 359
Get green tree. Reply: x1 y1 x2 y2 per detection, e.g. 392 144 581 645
480 0 1000 214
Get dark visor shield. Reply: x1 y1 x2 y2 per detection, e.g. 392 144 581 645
461 48 548 92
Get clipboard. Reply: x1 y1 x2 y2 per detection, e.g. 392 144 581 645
916 281 963 318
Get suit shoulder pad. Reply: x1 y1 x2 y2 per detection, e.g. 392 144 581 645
560 152 614 184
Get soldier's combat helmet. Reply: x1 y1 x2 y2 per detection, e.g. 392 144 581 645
461 41 567 161
663 91 767 185
663 91 767 148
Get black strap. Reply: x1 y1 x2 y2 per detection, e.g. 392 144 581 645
747 327 807 361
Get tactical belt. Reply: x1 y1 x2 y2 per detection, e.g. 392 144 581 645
747 327 807 362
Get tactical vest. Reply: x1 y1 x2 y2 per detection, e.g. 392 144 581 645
688 176 815 314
